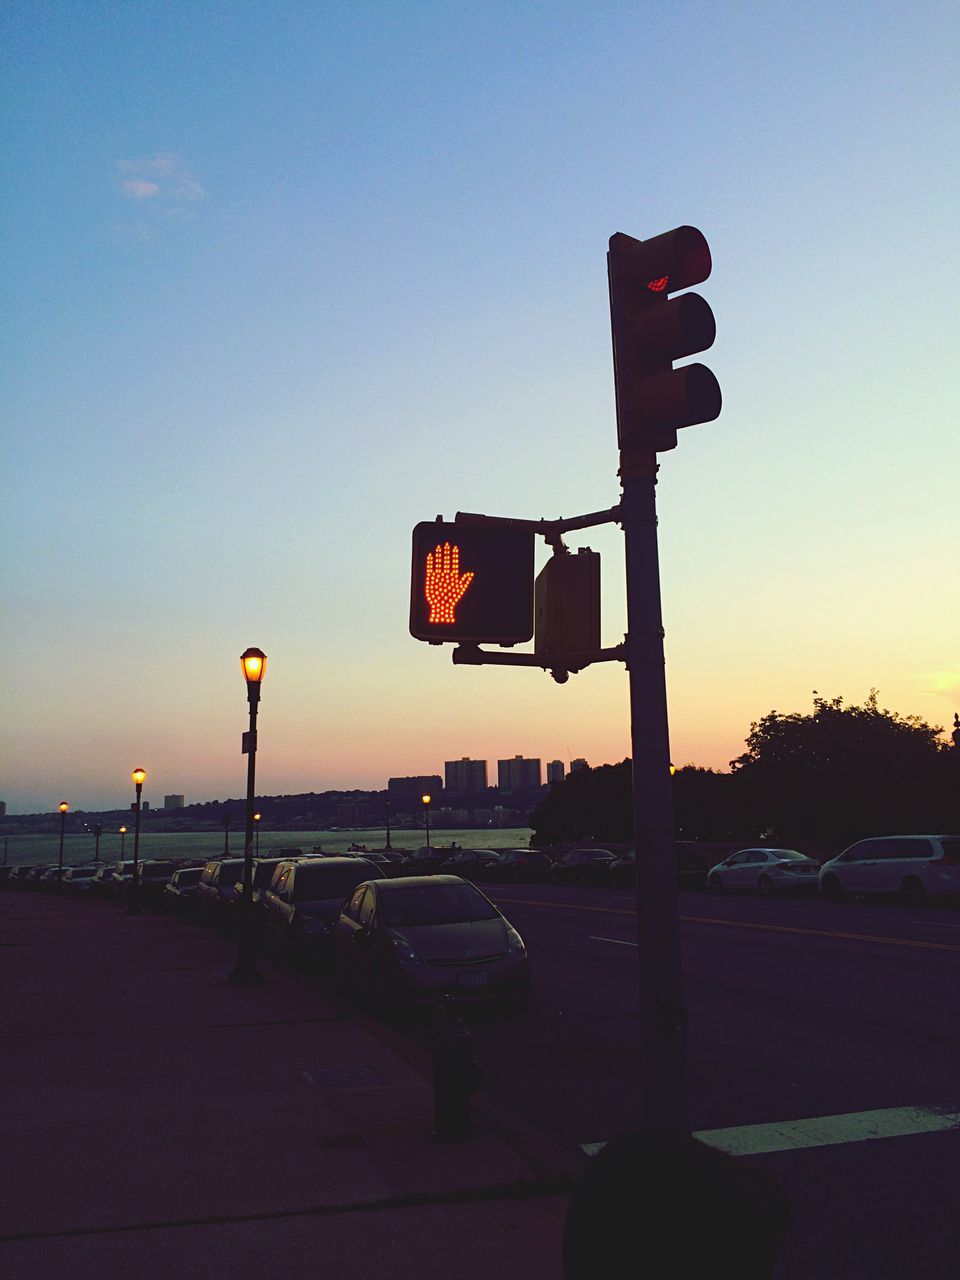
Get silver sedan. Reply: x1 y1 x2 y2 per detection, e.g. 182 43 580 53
707 848 821 896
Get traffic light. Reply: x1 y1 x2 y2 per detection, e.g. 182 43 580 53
409 521 535 645
607 226 721 452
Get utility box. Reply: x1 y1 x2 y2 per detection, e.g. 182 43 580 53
534 548 600 656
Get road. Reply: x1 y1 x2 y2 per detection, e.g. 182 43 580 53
463 882 960 1278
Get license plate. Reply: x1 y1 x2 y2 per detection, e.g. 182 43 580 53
458 970 488 987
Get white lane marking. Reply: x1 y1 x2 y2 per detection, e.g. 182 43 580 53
589 935 637 947
580 1104 960 1159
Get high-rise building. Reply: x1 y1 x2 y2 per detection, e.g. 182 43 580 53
546 760 565 784
497 755 542 791
164 794 185 810
387 776 443 802
444 758 488 792
570 758 588 773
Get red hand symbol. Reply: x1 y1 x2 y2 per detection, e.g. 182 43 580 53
425 542 474 624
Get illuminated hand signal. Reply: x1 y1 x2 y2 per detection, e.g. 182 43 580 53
425 541 474 624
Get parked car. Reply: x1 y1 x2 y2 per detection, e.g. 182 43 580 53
605 851 636 887
399 846 453 876
62 865 99 893
230 857 287 930
262 857 386 966
108 861 137 898
435 849 502 881
89 865 115 897
196 858 245 925
489 849 553 884
135 860 176 903
162 866 203 913
334 874 530 1014
551 849 617 885
708 848 821 896
819 835 960 906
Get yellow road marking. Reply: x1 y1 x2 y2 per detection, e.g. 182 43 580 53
493 896 960 954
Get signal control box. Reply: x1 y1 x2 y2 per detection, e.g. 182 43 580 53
534 548 600 657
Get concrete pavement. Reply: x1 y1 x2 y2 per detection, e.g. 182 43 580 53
0 892 574 1279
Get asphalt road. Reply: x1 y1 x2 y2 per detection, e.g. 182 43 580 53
466 882 960 1278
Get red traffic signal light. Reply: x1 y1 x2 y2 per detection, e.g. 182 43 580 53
410 522 535 645
608 226 721 452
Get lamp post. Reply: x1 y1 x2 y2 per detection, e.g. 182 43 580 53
253 812 262 856
94 823 102 864
422 793 432 849
129 769 146 913
230 647 266 985
57 802 69 892
119 826 127 860
384 797 392 851
223 812 231 855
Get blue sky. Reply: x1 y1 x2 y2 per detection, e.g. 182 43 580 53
2 1 958 813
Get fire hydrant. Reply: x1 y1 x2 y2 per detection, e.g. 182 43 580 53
430 995 483 1140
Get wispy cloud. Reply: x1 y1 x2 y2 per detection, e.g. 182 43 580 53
117 153 205 203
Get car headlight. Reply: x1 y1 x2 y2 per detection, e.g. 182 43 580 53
390 934 422 964
505 925 526 956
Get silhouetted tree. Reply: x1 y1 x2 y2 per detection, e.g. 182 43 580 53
731 691 958 842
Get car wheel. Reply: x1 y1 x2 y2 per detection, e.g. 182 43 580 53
901 877 928 908
708 874 723 894
758 875 775 897
821 875 844 902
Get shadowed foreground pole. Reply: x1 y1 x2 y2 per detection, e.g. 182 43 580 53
621 450 688 1134
129 770 146 913
230 647 266 985
56 802 69 893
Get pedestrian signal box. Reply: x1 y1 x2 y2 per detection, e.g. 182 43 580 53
409 522 535 645
535 548 600 656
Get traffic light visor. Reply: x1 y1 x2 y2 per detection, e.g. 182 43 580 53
608 227 712 298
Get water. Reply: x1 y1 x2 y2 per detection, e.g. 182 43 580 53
1 827 534 869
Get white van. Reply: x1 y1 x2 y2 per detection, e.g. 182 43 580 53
818 835 960 906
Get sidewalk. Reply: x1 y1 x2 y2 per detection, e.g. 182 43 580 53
0 893 575 1279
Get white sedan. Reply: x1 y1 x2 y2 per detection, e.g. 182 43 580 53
707 848 821 896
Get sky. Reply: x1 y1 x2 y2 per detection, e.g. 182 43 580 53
2 1 958 815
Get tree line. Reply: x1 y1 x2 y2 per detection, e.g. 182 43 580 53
530 693 960 852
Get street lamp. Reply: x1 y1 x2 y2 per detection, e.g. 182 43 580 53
119 826 127 860
422 793 432 849
230 646 267 985
253 812 262 856
57 802 69 893
384 797 392 851
129 769 146 913
94 823 103 864
222 812 231 855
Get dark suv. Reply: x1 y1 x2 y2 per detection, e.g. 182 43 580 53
262 857 385 966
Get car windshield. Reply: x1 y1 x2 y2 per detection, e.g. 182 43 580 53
294 865 376 902
770 850 807 860
381 883 500 927
175 869 202 885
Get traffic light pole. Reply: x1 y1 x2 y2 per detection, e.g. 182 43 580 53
620 449 688 1135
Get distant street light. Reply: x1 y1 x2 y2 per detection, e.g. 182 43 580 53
94 824 103 864
119 825 127 860
129 769 146 914
230 647 267 985
57 802 69 893
385 797 392 851
422 793 432 849
253 812 262 856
